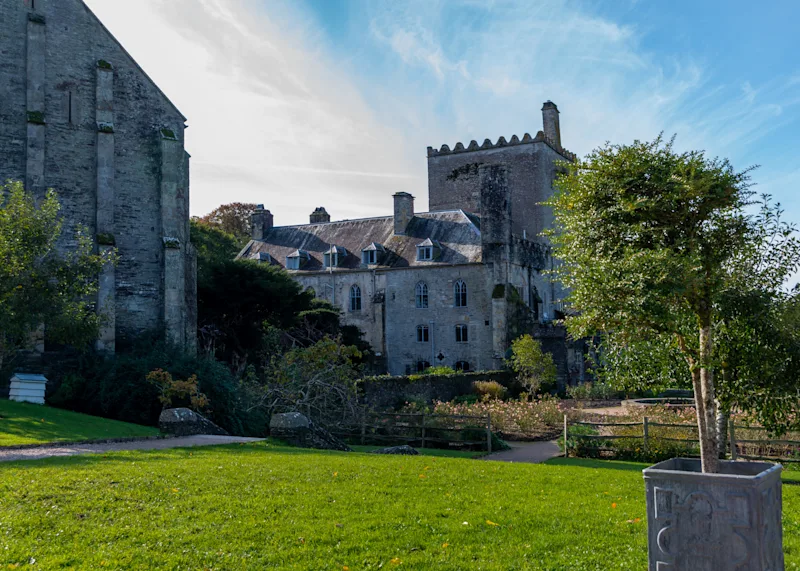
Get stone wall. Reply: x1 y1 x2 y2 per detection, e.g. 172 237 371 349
293 263 494 376
361 370 516 410
427 139 570 241
0 0 195 350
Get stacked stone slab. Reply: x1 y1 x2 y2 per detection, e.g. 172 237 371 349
0 0 196 352
269 412 352 452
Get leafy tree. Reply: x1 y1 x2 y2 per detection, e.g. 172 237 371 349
506 334 557 395
190 219 241 273
195 202 257 244
0 181 113 365
547 136 800 472
264 336 363 425
197 259 313 371
594 332 691 396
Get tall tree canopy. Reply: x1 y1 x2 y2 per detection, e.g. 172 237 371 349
547 136 800 472
195 202 257 245
0 181 113 364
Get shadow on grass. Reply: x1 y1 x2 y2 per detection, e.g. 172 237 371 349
0 440 366 471
545 457 648 472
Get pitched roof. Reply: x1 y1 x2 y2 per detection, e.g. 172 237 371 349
237 210 482 271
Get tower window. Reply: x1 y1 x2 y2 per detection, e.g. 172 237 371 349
416 325 429 343
350 285 362 312
454 279 467 307
455 324 468 343
415 282 428 308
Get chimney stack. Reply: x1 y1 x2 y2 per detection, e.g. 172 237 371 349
541 101 561 148
393 192 414 235
250 204 273 240
310 207 331 224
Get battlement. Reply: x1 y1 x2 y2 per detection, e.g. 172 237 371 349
427 130 576 162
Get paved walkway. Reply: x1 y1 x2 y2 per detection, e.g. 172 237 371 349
0 435 265 463
484 440 562 464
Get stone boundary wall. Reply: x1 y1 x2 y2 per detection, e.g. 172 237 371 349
361 370 517 410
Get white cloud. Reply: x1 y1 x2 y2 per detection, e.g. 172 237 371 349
84 0 424 224
83 0 800 227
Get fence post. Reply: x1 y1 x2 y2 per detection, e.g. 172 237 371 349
360 411 366 445
421 413 426 449
563 414 568 458
643 417 649 452
729 420 738 461
486 413 492 454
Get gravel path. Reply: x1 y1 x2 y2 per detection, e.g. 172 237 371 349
0 435 265 463
483 440 562 464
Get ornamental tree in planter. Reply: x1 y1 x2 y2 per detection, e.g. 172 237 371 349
547 136 800 569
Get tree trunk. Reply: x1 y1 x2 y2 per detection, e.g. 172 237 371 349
716 399 729 459
697 323 720 473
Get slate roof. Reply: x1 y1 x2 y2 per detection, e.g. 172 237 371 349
237 210 482 271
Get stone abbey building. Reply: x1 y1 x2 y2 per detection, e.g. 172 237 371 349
240 103 586 383
0 0 196 352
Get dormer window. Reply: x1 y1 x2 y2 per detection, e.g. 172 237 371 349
323 245 347 268
362 242 385 265
416 238 441 261
256 252 272 264
286 249 310 270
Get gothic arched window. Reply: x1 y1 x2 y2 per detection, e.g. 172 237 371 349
415 282 428 308
455 361 470 372
349 285 361 312
454 279 467 307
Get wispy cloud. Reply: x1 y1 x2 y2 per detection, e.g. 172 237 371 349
85 0 423 223
84 0 800 224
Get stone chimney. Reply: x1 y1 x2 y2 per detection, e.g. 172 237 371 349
393 192 414 235
250 204 273 240
310 207 330 224
541 101 561 147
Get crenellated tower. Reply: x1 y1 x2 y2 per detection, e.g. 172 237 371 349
426 101 574 242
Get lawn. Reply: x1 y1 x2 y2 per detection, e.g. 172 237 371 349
1 443 798 570
0 399 159 446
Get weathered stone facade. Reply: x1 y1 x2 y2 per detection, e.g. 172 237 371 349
239 102 585 385
0 0 196 351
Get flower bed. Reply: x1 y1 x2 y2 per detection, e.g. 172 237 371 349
431 397 567 440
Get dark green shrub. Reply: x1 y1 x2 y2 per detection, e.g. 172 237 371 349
48 339 269 436
472 380 507 400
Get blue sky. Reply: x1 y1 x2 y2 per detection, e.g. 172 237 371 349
87 0 800 228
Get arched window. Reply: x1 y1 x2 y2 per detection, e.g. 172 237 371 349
415 282 428 308
416 325 429 343
416 360 431 373
349 285 361 311
454 279 467 307
455 361 470 372
455 324 468 343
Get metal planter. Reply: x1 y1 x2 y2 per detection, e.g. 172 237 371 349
643 458 783 570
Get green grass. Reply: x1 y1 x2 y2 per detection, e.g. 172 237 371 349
350 444 485 459
0 399 159 446
0 443 798 570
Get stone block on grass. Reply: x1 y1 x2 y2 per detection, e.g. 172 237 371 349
269 412 352 452
159 408 228 437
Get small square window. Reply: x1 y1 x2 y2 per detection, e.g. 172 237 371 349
417 246 433 261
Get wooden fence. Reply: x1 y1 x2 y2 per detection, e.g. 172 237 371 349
563 416 800 463
328 410 494 452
